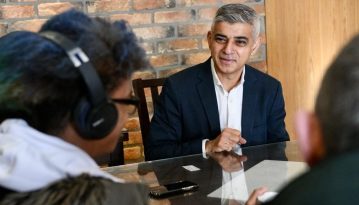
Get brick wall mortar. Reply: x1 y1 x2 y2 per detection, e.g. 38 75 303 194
0 0 266 164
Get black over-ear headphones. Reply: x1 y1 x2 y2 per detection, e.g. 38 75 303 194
39 31 118 140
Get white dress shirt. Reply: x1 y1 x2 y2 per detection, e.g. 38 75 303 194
202 59 245 155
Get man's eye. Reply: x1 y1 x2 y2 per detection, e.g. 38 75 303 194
236 40 247 47
215 37 227 44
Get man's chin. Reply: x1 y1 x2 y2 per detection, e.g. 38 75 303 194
216 66 242 75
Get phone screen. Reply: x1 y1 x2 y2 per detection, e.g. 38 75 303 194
149 180 199 198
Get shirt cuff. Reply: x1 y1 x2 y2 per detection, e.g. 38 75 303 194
202 139 209 159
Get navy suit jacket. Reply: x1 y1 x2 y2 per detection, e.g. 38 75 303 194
147 58 289 160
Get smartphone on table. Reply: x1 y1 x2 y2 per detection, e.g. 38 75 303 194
149 180 199 199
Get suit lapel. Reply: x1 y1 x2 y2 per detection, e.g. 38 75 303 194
196 59 220 139
242 65 259 138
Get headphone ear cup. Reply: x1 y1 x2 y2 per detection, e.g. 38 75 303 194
73 97 90 137
39 31 119 139
73 98 118 139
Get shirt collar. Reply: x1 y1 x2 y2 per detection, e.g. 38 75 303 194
210 58 246 88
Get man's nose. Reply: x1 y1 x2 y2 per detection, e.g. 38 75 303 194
223 40 234 54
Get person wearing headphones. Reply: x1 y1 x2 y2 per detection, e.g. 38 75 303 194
0 9 150 204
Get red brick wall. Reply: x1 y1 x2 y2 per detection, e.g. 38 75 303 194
0 0 266 163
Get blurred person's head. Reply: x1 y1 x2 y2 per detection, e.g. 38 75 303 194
0 9 150 157
207 3 261 79
296 34 359 166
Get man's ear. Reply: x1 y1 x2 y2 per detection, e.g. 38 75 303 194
295 111 326 167
207 31 212 48
251 37 261 56
307 113 326 166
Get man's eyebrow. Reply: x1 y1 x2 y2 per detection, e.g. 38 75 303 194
215 34 227 38
234 36 249 41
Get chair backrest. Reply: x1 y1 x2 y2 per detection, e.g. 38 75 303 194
94 131 128 166
132 78 166 159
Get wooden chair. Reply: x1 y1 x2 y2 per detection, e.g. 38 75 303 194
132 78 166 160
94 131 128 166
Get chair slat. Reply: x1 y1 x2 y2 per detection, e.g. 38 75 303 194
132 78 166 161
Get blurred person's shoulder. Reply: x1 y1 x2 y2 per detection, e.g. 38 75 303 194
265 151 359 205
0 174 149 205
104 179 149 205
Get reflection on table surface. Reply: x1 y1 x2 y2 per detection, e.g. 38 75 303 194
103 141 307 205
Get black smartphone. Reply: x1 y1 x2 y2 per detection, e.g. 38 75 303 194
149 180 199 198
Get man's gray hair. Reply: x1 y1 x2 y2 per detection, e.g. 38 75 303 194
213 4 260 39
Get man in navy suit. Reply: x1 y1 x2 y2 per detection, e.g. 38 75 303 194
147 3 289 160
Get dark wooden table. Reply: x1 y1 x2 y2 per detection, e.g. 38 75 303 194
104 141 306 205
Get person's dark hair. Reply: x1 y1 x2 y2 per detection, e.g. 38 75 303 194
315 34 359 155
0 9 150 135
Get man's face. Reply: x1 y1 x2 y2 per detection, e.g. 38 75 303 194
207 21 259 76
95 79 134 156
